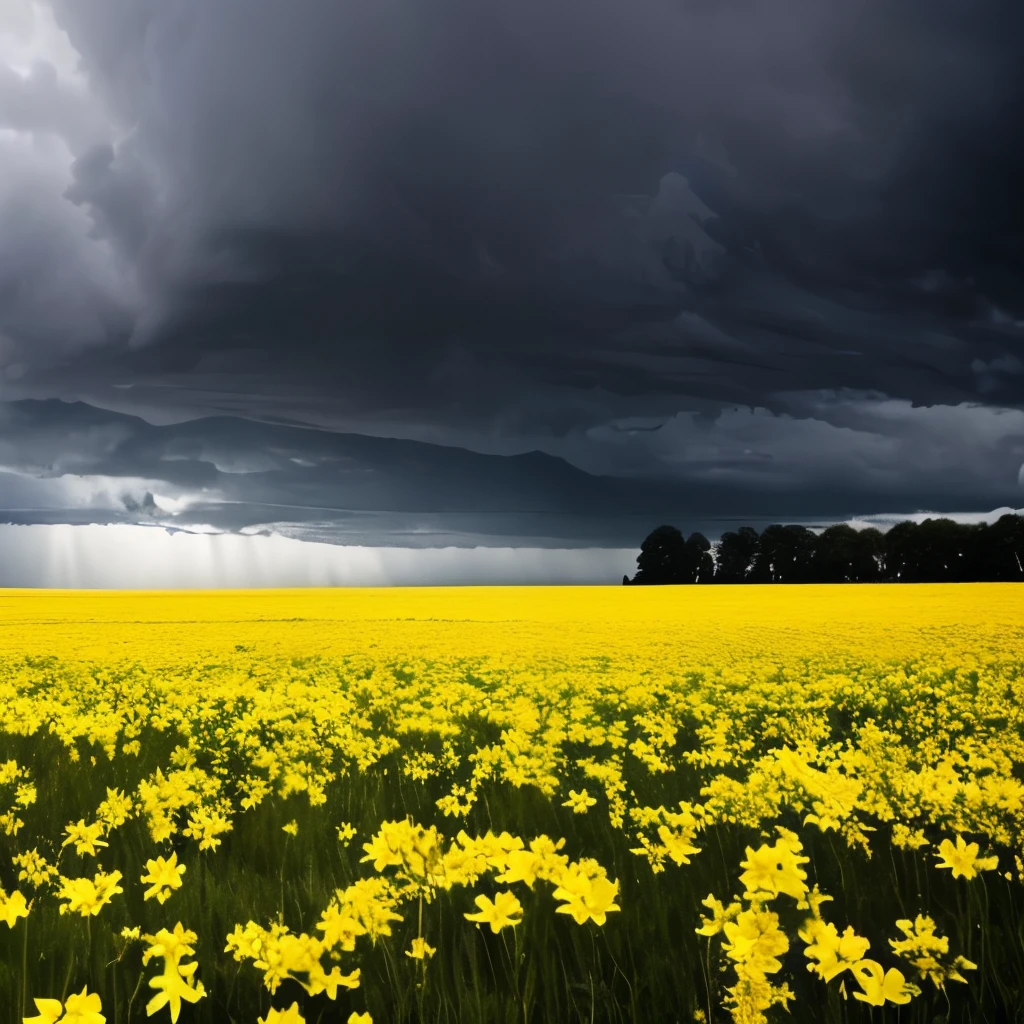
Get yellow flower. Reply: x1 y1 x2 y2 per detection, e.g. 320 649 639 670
405 936 437 959
722 907 789 975
22 997 64 1024
360 822 407 872
464 891 524 933
61 987 106 1024
495 836 568 888
656 825 701 866
739 836 810 901
337 822 357 844
141 853 187 904
347 1014 373 1024
949 955 978 985
97 788 134 829
57 871 123 917
328 877 403 942
696 894 742 937
282 820 299 837
13 849 59 889
1 888 30 928
562 789 597 813
258 1004 305 1024
61 820 108 858
142 923 199 968
934 836 999 880
554 872 621 927
795 883 834 918
307 964 360 999
888 915 977 988
145 960 206 1023
182 804 233 851
891 824 929 850
850 960 920 1006
317 904 368 953
799 919 870 982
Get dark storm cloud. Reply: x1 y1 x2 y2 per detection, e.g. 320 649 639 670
0 0 1022 528
0 399 1020 553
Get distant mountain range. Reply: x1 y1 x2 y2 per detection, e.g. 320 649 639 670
0 398 1015 548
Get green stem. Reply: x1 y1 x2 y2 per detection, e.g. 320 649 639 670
705 936 714 1024
125 970 144 1024
112 955 120 1024
416 892 426 1020
60 954 76 1004
501 929 520 1013
600 933 635 1024
20 906 29 1021
516 925 528 1024
279 850 286 922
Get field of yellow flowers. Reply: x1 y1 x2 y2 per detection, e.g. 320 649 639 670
1 585 1023 1024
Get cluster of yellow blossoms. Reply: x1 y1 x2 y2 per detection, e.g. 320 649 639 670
24 988 104 1024
223 819 619 1004
0 584 1020 1022
697 828 986 1022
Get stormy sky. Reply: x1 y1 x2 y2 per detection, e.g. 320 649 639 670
1 0 1022 583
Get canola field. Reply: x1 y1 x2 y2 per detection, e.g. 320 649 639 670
0 585 1023 1024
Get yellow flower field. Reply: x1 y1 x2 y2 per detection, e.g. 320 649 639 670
1 585 1022 1023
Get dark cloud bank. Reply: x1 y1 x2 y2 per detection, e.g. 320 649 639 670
0 0 1022 574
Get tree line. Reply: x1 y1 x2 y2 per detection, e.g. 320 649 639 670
623 514 1024 584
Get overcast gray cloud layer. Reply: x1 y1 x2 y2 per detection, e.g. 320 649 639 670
0 0 1022 542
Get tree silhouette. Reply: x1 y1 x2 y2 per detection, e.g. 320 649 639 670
883 518 965 582
626 513 1024 584
686 532 715 583
748 524 818 583
977 514 1024 581
630 525 690 584
815 524 859 582
714 527 760 583
918 518 970 582
855 527 886 581
815 524 885 582
882 520 919 582
948 521 987 582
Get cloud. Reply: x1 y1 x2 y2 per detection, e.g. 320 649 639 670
545 391 1024 507
0 0 1020 527
0 397 1021 555
841 506 1024 533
